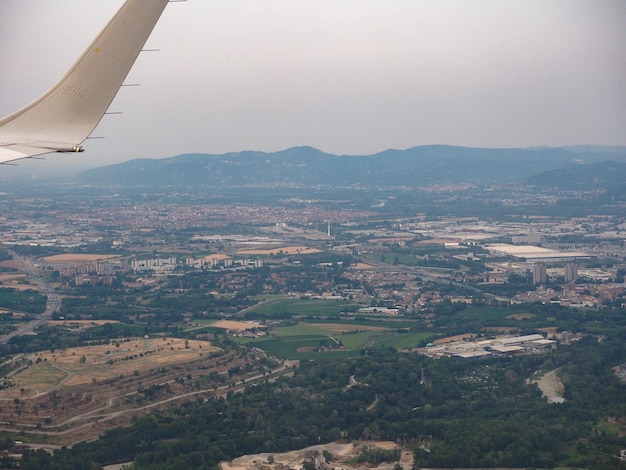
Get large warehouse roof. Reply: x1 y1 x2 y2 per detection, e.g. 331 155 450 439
497 334 544 345
486 243 591 260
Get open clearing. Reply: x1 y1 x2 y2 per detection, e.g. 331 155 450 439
42 254 121 263
0 273 32 290
222 440 413 470
530 369 565 404
350 263 375 270
237 246 321 255
505 313 535 320
0 260 19 269
246 297 355 317
433 333 476 344
0 337 284 445
1 337 220 398
47 320 122 330
311 323 388 333
211 320 262 330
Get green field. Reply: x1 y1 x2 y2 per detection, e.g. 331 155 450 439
237 320 431 359
243 297 359 318
233 302 547 359
13 361 67 391
444 304 545 329
272 324 334 336
0 288 46 314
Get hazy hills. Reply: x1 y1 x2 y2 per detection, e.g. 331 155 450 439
77 145 626 190
526 160 626 201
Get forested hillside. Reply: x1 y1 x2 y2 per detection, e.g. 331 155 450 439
22 331 626 469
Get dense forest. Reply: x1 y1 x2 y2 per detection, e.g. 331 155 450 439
20 330 626 469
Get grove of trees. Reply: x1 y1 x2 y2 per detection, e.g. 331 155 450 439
19 331 626 469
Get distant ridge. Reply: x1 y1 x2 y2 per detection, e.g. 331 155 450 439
77 145 626 189
527 160 626 197
560 145 626 155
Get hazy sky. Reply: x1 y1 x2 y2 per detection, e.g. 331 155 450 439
1 0 625 169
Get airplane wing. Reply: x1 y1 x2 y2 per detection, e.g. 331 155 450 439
0 0 170 165
0 145 76 165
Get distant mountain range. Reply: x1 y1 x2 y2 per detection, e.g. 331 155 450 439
77 145 626 191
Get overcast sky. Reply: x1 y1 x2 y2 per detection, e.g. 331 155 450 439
0 0 625 170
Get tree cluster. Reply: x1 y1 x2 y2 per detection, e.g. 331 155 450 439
20 333 626 469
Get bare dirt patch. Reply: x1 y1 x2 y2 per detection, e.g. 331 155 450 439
433 333 476 344
350 263 375 270
212 320 262 330
529 369 565 404
0 274 26 282
222 441 411 470
368 440 398 450
0 272 34 290
0 260 19 270
204 254 231 261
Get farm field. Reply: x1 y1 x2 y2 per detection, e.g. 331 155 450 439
0 273 28 289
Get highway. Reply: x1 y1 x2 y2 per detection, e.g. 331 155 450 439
0 250 61 344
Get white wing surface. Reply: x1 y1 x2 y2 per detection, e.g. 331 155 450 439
0 0 170 164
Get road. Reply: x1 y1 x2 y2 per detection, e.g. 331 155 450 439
0 250 61 344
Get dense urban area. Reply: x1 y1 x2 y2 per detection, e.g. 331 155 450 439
0 147 625 469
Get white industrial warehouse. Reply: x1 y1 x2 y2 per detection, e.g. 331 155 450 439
423 334 557 359
486 243 591 261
